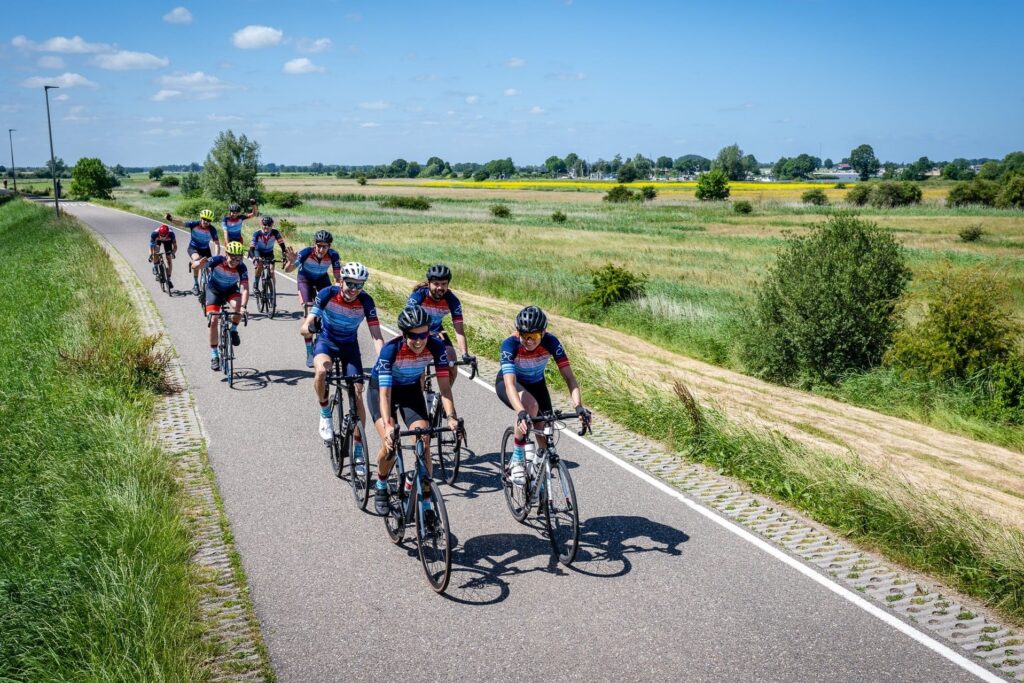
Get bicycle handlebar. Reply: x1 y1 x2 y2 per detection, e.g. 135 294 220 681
391 417 464 442
526 409 592 436
206 307 249 327
427 357 478 381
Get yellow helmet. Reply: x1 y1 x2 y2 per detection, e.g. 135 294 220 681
225 241 245 256
199 209 215 221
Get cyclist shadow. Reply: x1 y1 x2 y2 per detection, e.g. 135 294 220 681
569 515 689 579
443 449 503 499
228 367 313 390
442 529 563 606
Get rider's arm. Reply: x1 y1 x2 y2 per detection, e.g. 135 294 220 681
330 249 342 283
447 292 469 357
559 364 583 409
452 319 469 357
433 341 457 420
282 247 302 273
546 334 582 408
362 293 385 354
238 265 250 308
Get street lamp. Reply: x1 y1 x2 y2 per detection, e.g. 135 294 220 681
43 85 59 217
6 129 15 192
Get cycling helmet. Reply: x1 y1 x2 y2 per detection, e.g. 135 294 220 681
228 202 241 213
157 224 170 237
260 215 274 227
426 263 452 282
397 305 431 331
199 209 215 221
225 241 245 256
341 261 369 281
313 230 334 244
515 305 547 333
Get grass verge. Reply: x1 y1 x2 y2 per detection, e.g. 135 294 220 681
0 200 211 679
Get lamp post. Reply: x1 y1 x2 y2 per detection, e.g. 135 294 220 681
6 129 15 192
43 85 59 217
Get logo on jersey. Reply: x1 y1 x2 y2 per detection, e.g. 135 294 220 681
375 359 391 373
501 350 515 363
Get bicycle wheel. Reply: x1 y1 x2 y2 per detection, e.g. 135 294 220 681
416 482 452 593
225 341 234 388
543 459 580 565
384 455 405 543
346 421 371 510
328 389 344 478
499 427 529 522
433 428 460 486
266 276 277 318
255 275 266 313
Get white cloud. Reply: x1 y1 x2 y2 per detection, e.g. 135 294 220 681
465 95 479 105
359 100 391 110
151 89 182 101
360 122 380 128
156 71 230 99
232 25 283 49
549 71 586 81
163 7 193 24
144 116 164 123
37 56 65 69
20 72 98 88
93 51 169 70
297 37 332 53
503 88 519 96
53 94 70 101
529 105 545 114
208 114 243 122
64 105 93 122
505 57 526 68
283 58 324 74
12 35 113 53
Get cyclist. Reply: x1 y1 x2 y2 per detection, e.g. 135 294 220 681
149 223 177 289
249 215 286 293
496 305 589 486
204 241 250 371
183 208 221 295
283 230 342 368
301 262 385 474
369 305 459 516
222 200 258 245
406 264 473 387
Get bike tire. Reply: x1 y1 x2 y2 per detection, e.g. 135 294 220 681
499 427 530 522
346 421 371 510
225 343 234 388
328 390 344 478
434 428 460 486
384 455 405 543
543 459 580 566
255 276 266 313
416 483 452 593
267 276 276 318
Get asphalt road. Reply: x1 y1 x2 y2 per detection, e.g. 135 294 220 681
65 201 991 682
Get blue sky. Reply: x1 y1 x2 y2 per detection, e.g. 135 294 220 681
3 1 1023 167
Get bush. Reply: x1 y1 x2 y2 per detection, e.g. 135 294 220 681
834 182 847 189
801 188 828 206
870 181 922 208
640 185 657 201
694 169 730 200
149 188 170 197
886 263 1020 380
581 263 648 309
356 175 367 186
263 190 302 208
959 225 984 242
733 200 753 214
996 175 1024 209
175 197 222 219
551 210 567 223
278 218 297 238
947 179 999 207
159 176 180 187
603 185 637 203
490 203 511 218
473 170 490 182
846 184 872 206
180 172 202 199
741 213 911 385
379 195 431 210
983 356 1024 423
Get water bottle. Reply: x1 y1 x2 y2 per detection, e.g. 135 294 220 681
524 441 537 473
426 390 439 417
403 470 414 496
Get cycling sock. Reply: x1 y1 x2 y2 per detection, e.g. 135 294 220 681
319 403 330 418
210 348 218 358
305 341 313 355
230 323 238 332
513 438 526 461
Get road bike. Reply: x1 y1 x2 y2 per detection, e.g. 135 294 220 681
382 421 462 593
196 262 210 313
251 256 278 318
207 305 247 388
500 409 590 566
325 363 372 509
151 252 174 296
423 357 476 485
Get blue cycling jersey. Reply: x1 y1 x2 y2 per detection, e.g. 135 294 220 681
184 220 219 250
499 333 569 384
295 247 342 282
205 255 249 294
311 286 379 345
406 287 463 336
371 336 448 387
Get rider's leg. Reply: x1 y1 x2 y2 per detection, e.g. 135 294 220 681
314 354 333 439
445 343 458 388
165 250 174 279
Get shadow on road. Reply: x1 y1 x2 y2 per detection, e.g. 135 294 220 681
443 449 503 499
228 367 314 390
570 515 689 579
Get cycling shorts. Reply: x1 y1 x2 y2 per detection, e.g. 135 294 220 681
495 372 553 414
367 380 428 426
313 338 363 379
153 241 174 254
298 276 331 304
188 245 213 259
205 287 241 314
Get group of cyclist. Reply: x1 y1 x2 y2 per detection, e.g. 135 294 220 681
150 204 591 517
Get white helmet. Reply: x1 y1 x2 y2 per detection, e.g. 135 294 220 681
341 261 369 281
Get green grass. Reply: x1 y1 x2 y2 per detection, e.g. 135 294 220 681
0 200 210 679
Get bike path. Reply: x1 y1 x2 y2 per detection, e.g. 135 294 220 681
65 201 985 682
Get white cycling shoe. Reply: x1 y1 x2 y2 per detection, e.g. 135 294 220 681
509 458 527 486
318 415 334 441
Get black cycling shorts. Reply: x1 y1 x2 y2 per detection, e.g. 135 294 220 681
188 245 213 259
495 372 552 414
367 381 429 426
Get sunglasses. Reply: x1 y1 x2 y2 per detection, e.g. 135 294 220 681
343 280 364 290
404 330 430 341
315 242 329 249
520 332 543 342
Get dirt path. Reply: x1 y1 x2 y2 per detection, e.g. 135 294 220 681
373 269 1024 529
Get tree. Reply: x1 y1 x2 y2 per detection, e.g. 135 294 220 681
616 163 639 183
70 157 117 199
941 158 974 181
656 156 673 173
387 158 408 177
406 161 421 178
996 175 1024 209
564 152 580 176
774 154 819 180
201 130 263 203
113 164 126 177
947 179 999 207
673 155 711 175
880 161 899 180
900 156 933 181
38 157 68 179
149 166 164 180
544 155 567 175
309 162 325 175
823 158 834 169
714 144 746 181
850 144 880 181
695 168 730 200
741 154 759 178
181 171 202 198
484 157 515 178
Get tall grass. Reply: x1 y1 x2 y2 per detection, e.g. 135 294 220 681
0 200 209 679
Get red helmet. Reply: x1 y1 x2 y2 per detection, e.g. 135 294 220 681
157 224 171 237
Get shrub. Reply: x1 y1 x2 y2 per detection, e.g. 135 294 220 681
149 188 170 197
490 203 511 218
694 169 730 200
983 356 1024 423
473 170 490 182
356 175 367 186
996 175 1024 209
551 210 567 223
263 190 303 208
640 185 658 201
180 172 202 199
581 263 648 309
834 182 847 189
870 181 922 208
947 179 999 207
733 200 753 214
959 225 984 242
846 184 872 206
175 197 223 218
741 213 911 385
278 218 297 238
801 188 828 206
159 175 180 187
379 195 431 210
603 185 636 203
886 263 1020 380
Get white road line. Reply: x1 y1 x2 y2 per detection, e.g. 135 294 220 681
116 205 1001 682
